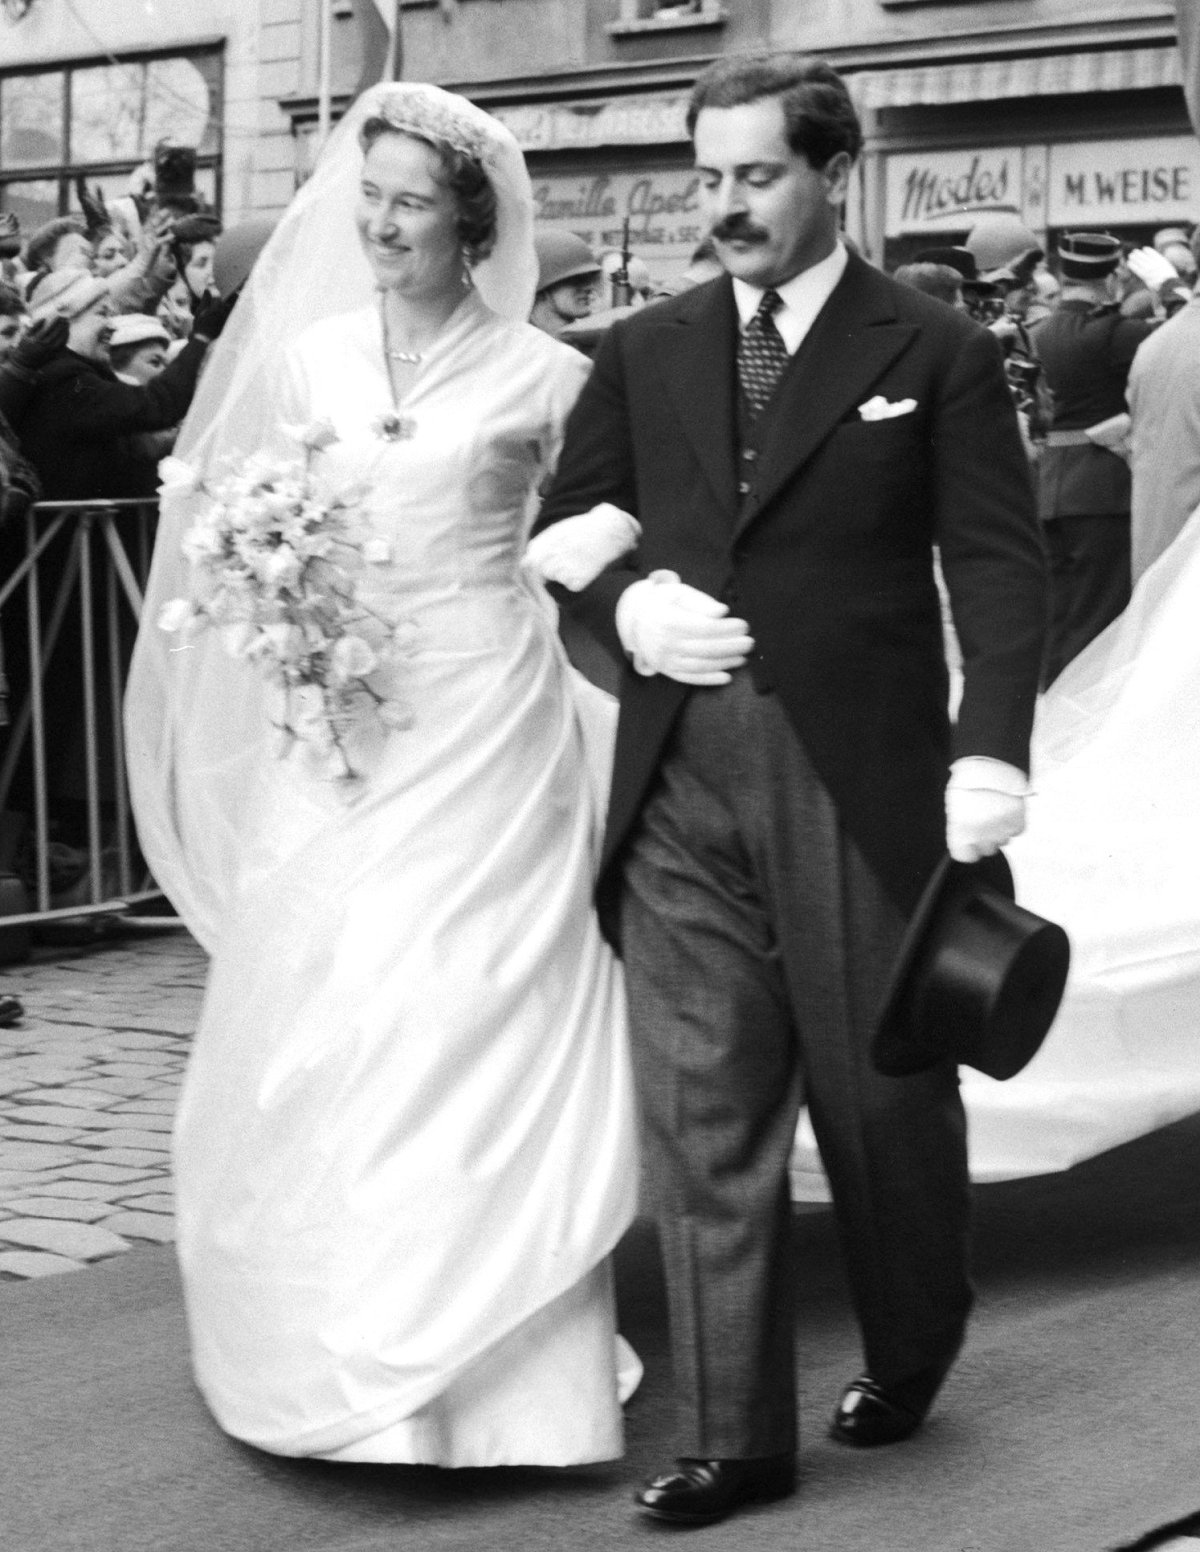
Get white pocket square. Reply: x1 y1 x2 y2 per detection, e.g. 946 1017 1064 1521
858 395 917 421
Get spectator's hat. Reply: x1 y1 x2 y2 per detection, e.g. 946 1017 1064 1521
873 853 1071 1082
1152 225 1191 255
1057 231 1121 280
108 313 170 351
965 213 1044 283
913 245 997 295
211 216 278 299
27 268 108 322
533 230 601 294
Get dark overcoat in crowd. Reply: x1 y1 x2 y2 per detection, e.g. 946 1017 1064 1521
1031 297 1158 680
13 338 206 501
1032 299 1155 518
2 337 206 821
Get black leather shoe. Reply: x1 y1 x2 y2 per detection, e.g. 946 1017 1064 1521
0 994 23 1028
634 1454 796 1526
829 1375 926 1447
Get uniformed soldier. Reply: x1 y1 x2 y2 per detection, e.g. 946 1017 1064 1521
529 231 602 338
1032 231 1158 683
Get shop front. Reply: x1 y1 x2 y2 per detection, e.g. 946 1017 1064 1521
852 39 1196 272
490 91 701 295
879 134 1200 270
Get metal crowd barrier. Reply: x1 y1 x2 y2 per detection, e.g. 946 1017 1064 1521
0 497 163 930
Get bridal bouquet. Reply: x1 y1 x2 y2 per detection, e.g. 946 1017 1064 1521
156 420 412 783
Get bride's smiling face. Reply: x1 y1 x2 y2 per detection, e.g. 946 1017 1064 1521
356 132 462 299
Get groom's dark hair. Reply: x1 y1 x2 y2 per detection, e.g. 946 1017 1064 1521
687 54 863 170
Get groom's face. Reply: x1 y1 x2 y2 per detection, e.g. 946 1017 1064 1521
693 96 851 289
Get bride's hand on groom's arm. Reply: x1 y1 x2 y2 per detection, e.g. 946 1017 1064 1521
523 503 641 591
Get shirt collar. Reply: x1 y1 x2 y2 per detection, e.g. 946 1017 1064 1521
731 242 848 334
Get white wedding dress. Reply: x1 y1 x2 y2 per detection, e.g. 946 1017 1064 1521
145 292 639 1463
793 502 1200 1195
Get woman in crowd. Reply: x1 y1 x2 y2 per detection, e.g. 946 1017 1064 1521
126 82 637 1466
90 225 134 279
16 270 225 500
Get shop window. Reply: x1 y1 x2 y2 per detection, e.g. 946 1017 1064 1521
608 0 728 36
0 46 223 229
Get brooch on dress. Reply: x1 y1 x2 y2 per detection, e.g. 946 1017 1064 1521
372 413 416 442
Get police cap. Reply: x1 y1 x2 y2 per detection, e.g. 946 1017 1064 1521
1057 231 1121 281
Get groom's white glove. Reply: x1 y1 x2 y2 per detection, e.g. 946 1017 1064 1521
523 504 641 591
615 570 754 686
945 757 1029 862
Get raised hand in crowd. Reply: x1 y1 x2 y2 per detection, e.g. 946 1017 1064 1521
0 213 20 262
1124 246 1191 315
190 287 238 345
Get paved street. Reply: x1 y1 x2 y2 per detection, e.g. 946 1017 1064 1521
0 931 203 1280
2 932 1197 1551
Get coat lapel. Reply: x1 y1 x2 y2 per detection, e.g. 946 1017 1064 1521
736 255 919 536
650 277 740 516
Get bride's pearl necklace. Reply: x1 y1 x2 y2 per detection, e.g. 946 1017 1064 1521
386 348 424 363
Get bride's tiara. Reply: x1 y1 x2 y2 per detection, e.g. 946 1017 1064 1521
362 83 500 167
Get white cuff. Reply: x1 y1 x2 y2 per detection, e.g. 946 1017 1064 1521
948 756 1030 797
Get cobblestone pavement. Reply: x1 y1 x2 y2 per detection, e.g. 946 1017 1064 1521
0 930 204 1280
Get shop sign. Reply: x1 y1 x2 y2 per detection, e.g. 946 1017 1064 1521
885 147 1038 234
1047 137 1200 226
531 167 704 272
493 95 689 153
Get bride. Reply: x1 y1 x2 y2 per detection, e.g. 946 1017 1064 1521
125 83 638 1465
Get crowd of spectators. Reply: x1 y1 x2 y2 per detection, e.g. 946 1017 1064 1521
2 163 1199 923
0 153 244 932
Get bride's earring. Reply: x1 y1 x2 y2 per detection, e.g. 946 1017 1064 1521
461 246 474 289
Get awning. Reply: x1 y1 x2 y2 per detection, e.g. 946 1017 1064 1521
851 45 1182 111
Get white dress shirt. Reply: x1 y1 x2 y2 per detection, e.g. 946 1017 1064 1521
731 242 848 356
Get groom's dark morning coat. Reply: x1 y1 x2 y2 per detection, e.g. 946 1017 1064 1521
537 252 1047 1455
538 254 1047 932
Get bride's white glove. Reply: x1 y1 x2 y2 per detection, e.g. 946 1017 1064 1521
616 570 754 686
945 757 1029 862
523 503 641 591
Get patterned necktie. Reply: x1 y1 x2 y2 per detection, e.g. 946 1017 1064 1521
737 288 790 418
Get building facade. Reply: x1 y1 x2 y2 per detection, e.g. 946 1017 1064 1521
384 0 1190 281
1 1 1190 281
0 0 300 231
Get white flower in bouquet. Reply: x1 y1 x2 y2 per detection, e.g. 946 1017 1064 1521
156 426 409 784
220 620 258 658
156 597 200 635
258 545 303 590
180 509 227 565
158 456 203 495
282 418 340 454
361 536 392 565
330 634 379 683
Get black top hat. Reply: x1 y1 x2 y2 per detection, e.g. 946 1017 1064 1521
913 246 996 294
1057 231 1121 281
873 853 1071 1083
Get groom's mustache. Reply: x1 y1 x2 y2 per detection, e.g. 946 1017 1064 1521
711 215 770 245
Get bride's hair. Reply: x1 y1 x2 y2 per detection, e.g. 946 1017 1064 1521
359 117 499 267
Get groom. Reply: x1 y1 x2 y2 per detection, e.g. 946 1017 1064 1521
537 53 1046 1526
